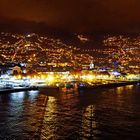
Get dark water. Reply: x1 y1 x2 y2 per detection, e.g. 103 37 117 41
0 85 140 140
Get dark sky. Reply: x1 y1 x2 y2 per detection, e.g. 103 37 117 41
0 0 140 33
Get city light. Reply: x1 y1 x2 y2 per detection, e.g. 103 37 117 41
46 75 55 83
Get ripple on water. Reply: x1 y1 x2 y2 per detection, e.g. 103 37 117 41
0 86 139 139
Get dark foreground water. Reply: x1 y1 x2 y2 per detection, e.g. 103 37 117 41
0 85 140 140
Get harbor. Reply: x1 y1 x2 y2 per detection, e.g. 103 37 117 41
0 79 139 94
0 2 140 139
0 83 139 139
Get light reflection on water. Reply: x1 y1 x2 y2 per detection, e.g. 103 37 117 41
11 91 25 101
0 86 140 139
81 105 100 139
11 90 39 103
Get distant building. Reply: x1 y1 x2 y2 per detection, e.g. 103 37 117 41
90 61 94 69
12 66 22 75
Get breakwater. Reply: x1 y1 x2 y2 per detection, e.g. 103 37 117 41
78 80 139 90
0 87 38 94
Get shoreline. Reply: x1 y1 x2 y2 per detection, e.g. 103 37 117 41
78 80 139 90
0 87 38 94
0 80 139 94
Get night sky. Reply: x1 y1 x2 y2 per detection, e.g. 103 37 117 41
0 0 140 33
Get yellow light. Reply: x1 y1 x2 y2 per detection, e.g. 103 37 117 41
27 76 31 79
126 74 136 79
47 75 55 83
62 75 67 79
41 75 46 80
75 75 78 79
103 75 109 79
87 75 94 81
15 75 22 79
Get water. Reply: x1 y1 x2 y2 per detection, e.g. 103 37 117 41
0 85 140 140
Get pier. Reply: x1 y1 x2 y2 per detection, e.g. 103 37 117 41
0 80 139 94
78 80 139 91
0 87 38 94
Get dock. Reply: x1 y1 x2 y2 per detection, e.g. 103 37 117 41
78 80 139 91
0 87 38 94
0 80 139 94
